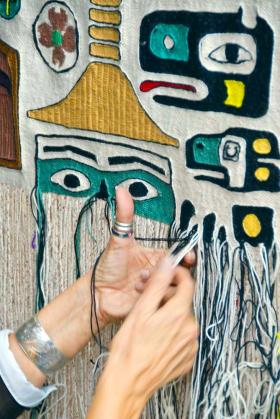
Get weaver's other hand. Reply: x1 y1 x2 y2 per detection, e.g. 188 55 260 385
87 261 198 419
95 187 196 325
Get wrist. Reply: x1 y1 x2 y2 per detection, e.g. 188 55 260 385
101 354 148 416
9 333 46 388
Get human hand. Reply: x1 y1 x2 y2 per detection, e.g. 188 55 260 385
110 259 198 394
88 260 198 419
95 187 196 325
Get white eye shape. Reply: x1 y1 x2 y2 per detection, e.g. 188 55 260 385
199 33 257 74
51 169 90 192
164 35 175 50
117 179 158 201
210 44 253 64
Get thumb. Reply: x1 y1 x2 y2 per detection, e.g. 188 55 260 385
111 187 134 243
115 186 134 223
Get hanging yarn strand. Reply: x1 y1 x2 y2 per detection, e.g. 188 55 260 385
190 214 280 419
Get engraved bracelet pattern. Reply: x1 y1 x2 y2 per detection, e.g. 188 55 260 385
15 316 69 375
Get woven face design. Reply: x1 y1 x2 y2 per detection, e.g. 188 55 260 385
36 136 175 225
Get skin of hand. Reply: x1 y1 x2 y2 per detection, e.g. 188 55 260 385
95 186 196 324
87 260 199 419
9 187 195 390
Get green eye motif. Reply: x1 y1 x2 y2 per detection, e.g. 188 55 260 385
0 0 21 20
150 23 190 62
37 158 175 225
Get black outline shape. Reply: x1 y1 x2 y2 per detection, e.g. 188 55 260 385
222 140 240 162
185 128 280 192
140 8 274 118
108 156 165 175
203 213 216 243
179 200 195 232
44 145 97 162
232 205 274 248
33 0 79 74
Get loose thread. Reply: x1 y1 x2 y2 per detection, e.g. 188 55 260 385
74 196 97 279
90 251 108 353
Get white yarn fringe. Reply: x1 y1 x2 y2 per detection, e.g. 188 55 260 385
191 232 280 419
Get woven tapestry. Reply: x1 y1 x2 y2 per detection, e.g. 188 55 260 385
0 0 279 417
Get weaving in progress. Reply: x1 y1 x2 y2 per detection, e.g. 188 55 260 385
0 0 279 417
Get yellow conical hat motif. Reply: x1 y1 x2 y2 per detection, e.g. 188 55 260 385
28 63 178 146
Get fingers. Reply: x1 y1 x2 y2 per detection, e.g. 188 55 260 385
135 263 195 305
136 258 175 314
161 266 195 315
134 269 151 292
115 187 134 224
182 249 196 268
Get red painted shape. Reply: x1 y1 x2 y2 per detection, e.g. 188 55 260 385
140 80 196 93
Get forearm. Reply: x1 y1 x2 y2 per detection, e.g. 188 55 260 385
37 269 101 358
87 356 146 419
9 269 106 388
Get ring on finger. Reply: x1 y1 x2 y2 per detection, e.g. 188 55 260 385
112 220 133 238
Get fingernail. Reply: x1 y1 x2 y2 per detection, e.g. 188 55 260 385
140 269 150 281
188 249 196 259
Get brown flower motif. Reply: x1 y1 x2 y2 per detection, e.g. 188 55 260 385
38 7 76 67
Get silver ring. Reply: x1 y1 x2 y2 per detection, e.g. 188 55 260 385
112 219 133 238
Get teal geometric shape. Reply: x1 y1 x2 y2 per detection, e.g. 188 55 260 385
0 0 21 20
150 23 189 62
193 137 222 166
37 158 175 225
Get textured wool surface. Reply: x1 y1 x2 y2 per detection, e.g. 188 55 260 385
0 0 280 417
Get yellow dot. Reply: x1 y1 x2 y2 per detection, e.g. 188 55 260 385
253 138 271 154
254 167 270 182
242 214 262 238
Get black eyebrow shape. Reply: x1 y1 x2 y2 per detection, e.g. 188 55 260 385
0 70 11 94
108 156 165 175
43 146 97 162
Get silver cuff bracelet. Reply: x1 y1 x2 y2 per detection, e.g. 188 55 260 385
15 316 69 375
